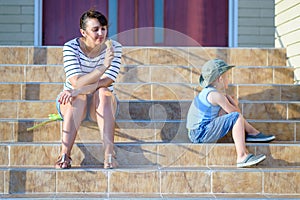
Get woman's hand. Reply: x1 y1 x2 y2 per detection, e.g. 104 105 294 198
58 90 73 105
103 46 114 68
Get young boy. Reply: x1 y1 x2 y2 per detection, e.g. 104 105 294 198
186 59 275 168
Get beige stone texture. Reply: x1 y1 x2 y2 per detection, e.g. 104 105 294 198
297 123 300 141
0 102 18 118
18 101 56 119
0 146 9 166
152 84 194 100
56 170 107 193
161 170 211 193
229 49 268 66
188 48 229 67
114 121 156 142
21 83 63 100
0 122 14 142
5 170 56 193
238 85 281 101
114 83 151 100
109 171 159 193
122 48 149 65
267 49 287 66
251 122 295 141
15 120 61 142
25 65 65 83
257 145 300 167
0 84 21 100
115 145 157 166
288 103 300 120
155 122 189 143
264 171 300 194
158 144 206 167
242 103 287 120
148 48 189 66
46 47 63 65
10 145 59 166
206 145 237 166
281 85 300 101
213 171 263 193
0 171 3 193
116 65 151 83
233 67 273 84
274 67 294 84
0 47 28 64
0 66 24 82
151 66 191 83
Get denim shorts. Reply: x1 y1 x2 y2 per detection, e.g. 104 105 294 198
188 112 240 143
56 94 93 121
56 93 119 121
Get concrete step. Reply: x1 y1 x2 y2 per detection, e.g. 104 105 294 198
1 166 300 197
0 46 287 67
0 64 294 86
0 118 299 143
1 99 299 120
1 142 300 168
1 82 299 102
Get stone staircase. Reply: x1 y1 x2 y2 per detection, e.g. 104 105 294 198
1 46 300 199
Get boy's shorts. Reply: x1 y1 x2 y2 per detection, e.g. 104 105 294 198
188 112 240 143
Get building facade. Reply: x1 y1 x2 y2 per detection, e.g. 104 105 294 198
0 0 299 81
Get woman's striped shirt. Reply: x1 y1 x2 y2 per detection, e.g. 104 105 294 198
62 38 122 92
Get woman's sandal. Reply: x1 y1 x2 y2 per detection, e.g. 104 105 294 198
104 153 118 169
55 153 72 169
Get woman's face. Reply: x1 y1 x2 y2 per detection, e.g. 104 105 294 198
83 18 107 46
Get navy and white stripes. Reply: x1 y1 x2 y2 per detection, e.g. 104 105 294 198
62 38 122 92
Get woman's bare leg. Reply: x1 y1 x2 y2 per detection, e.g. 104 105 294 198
90 88 116 157
60 95 87 156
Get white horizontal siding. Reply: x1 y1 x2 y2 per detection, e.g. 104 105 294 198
238 0 275 47
275 0 300 83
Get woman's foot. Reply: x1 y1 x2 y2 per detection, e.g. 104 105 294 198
55 153 72 169
104 153 118 169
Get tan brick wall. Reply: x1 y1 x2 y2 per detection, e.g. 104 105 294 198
275 0 300 83
238 0 275 47
0 0 34 45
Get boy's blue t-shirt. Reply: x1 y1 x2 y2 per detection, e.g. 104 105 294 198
186 87 221 130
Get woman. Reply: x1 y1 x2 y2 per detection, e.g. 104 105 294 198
55 9 122 169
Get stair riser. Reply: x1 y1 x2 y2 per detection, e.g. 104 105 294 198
1 144 300 167
0 65 293 86
0 121 299 143
0 47 286 66
1 83 300 102
1 168 300 195
1 101 299 121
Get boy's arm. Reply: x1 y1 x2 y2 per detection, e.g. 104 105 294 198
208 91 240 114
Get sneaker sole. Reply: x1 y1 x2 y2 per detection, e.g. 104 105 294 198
237 155 266 168
246 136 276 142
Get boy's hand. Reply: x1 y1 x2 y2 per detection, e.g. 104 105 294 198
225 94 240 113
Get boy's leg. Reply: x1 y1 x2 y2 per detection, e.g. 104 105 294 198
231 113 250 163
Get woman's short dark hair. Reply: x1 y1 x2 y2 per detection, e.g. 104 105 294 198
80 9 108 30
